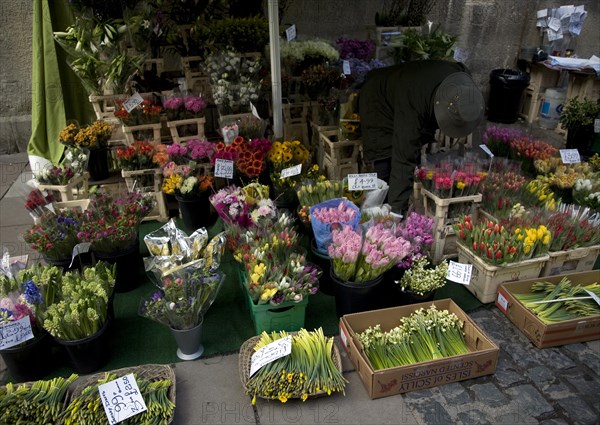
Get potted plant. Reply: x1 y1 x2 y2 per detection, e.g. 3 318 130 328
559 96 600 156
392 26 457 63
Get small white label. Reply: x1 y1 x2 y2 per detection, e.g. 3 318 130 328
280 164 302 179
480 144 494 158
98 374 147 425
342 60 351 75
123 93 144 113
0 316 34 350
214 159 234 179
594 118 600 133
548 17 561 31
496 291 509 313
250 102 261 120
70 242 91 267
560 149 581 164
347 173 378 190
285 25 296 42
446 261 472 285
584 289 600 306
339 323 348 348
250 335 292 377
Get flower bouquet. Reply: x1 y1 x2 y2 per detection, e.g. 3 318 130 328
296 179 343 227
328 223 411 283
300 64 342 100
24 188 54 220
23 209 83 263
212 136 272 182
59 121 113 151
267 140 311 203
480 166 530 219
310 198 361 254
117 141 169 171
210 185 251 228
482 126 524 158
166 139 216 166
392 212 435 270
34 147 88 186
162 163 214 200
398 256 449 297
163 94 207 121
114 99 163 126
573 177 600 213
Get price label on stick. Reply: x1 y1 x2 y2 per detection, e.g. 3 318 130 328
280 164 302 179
479 144 494 158
70 242 91 268
560 149 581 164
584 289 600 306
250 102 261 120
285 24 296 42
98 374 147 425
0 316 34 350
250 335 292 377
123 92 144 113
214 159 234 179
447 261 472 285
342 60 351 75
347 173 378 190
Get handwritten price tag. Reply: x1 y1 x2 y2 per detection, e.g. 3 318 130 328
446 261 472 285
70 242 91 267
0 316 34 350
347 173 378 191
560 149 581 164
250 335 292 377
285 24 296 41
342 60 351 75
479 144 494 158
123 92 144 113
214 159 234 179
280 164 302 179
99 374 147 425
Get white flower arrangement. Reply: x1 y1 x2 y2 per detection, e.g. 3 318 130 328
279 39 340 64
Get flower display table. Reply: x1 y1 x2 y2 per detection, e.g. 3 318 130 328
121 168 169 222
166 117 206 143
36 172 90 202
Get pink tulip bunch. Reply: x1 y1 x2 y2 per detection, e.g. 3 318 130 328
311 201 358 224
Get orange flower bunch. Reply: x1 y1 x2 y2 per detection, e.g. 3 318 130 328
510 138 557 162
212 136 272 179
114 99 162 126
116 141 169 170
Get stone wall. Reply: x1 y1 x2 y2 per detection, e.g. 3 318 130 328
0 0 598 154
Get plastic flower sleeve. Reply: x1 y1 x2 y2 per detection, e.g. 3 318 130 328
144 219 192 259
309 198 361 254
188 228 209 260
360 179 389 210
203 232 226 273
143 254 187 287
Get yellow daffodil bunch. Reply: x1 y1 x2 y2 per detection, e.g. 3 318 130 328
514 224 551 257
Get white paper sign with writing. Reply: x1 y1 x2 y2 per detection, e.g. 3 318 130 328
285 25 296 41
123 92 144 113
479 144 494 158
347 173 378 191
250 335 292 377
342 60 351 75
214 159 234 179
560 149 581 164
280 164 302 179
70 242 91 267
447 261 472 285
98 374 147 425
0 316 34 350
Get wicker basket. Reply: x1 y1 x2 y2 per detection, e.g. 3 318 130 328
238 334 343 401
66 364 177 423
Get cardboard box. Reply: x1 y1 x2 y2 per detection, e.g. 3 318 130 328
496 270 600 348
339 299 499 399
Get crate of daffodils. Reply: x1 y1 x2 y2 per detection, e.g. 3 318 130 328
339 299 499 399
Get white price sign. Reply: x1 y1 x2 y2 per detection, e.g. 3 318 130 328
280 164 302 179
123 92 144 113
479 144 494 158
594 118 600 133
250 102 261 120
560 149 581 164
285 24 296 41
250 335 292 377
0 316 34 350
342 60 351 75
70 242 91 267
214 159 234 179
99 374 147 424
347 173 378 191
496 291 509 313
446 261 472 285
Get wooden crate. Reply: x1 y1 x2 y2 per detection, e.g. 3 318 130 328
283 102 310 147
166 117 206 143
122 123 162 145
318 129 361 180
121 169 169 222
310 122 336 167
37 173 90 202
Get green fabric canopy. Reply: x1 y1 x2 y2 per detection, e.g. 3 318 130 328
28 0 93 167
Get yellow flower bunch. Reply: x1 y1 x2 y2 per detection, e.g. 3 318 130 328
267 140 310 166
589 153 600 171
514 225 551 256
250 262 266 283
72 121 113 149
162 174 183 195
527 177 557 211
552 163 592 189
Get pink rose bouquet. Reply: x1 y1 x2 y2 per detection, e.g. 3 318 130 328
166 139 216 165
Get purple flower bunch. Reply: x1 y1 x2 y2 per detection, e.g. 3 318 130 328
210 185 250 227
329 224 411 282
394 212 434 270
164 95 207 120
482 126 524 157
336 37 375 61
166 140 216 164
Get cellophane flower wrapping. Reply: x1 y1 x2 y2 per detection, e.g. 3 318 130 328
309 198 361 254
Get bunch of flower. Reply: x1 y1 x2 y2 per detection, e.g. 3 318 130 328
24 188 54 219
335 58 385 89
392 212 434 270
42 262 115 340
311 199 359 225
415 160 486 199
335 37 375 61
296 179 342 224
279 39 340 68
399 257 448 296
76 191 153 255
482 126 524 157
242 251 320 305
237 114 267 140
35 147 88 185
328 224 412 282
163 95 207 120
206 49 261 115
210 185 251 227
23 209 83 260
573 177 600 212
114 99 162 126
140 270 224 330
454 215 551 265
116 140 168 170
0 272 48 339
589 153 600 171
59 121 113 150
356 305 468 370
267 140 312 195
166 139 216 165
510 137 558 175
525 176 558 210
300 64 342 90
340 115 361 140
161 162 213 199
480 169 530 218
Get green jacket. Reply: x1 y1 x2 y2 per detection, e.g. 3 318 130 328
358 60 470 212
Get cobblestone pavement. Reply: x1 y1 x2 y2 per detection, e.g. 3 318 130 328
400 304 600 425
